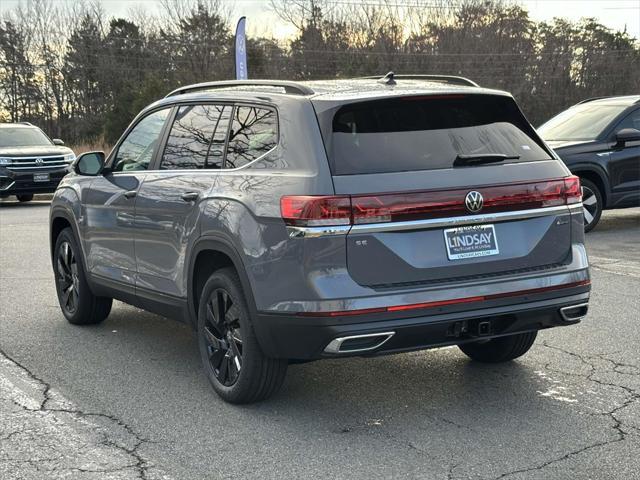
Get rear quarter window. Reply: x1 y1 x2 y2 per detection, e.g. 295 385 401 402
325 95 552 175
225 106 278 169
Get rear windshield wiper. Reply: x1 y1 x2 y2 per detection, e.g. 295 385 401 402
454 153 521 166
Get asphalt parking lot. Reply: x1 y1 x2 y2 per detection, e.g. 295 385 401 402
1 198 639 480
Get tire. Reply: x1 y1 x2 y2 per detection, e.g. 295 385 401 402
580 178 603 233
197 267 288 404
458 331 537 363
17 194 34 202
53 227 112 325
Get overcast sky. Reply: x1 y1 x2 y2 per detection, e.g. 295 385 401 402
1 0 639 40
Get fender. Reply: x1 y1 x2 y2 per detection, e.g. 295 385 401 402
187 234 259 329
49 205 84 264
567 163 611 205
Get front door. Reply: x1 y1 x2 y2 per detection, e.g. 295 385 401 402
609 108 640 203
83 108 171 287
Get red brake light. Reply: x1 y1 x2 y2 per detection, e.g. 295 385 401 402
563 175 582 204
280 196 351 226
282 177 583 227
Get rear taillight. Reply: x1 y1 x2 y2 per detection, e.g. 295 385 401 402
280 195 351 226
563 175 582 204
281 176 582 227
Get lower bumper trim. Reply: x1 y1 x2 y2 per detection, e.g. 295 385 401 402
296 280 591 317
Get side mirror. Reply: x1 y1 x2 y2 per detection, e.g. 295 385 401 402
53 138 65 146
615 128 640 147
74 151 105 176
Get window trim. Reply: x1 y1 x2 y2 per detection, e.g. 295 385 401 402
146 100 280 173
106 105 175 174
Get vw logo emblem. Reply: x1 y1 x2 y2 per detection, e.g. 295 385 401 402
35 158 44 165
465 191 484 213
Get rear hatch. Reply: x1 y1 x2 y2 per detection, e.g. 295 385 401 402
312 93 579 288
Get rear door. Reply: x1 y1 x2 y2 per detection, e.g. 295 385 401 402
134 103 231 300
314 94 576 288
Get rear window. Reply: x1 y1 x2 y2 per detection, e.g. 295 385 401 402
327 95 552 175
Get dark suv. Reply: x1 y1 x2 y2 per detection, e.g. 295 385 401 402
49 76 591 403
0 123 75 202
538 95 640 231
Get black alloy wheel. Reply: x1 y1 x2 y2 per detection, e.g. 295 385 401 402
203 288 244 387
197 268 288 403
53 227 112 325
56 240 79 315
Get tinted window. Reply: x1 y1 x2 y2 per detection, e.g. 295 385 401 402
328 95 551 175
161 104 228 170
615 109 640 132
0 127 52 147
226 106 277 169
113 109 169 172
538 103 628 141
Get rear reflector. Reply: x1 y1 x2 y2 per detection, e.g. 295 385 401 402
281 176 582 227
296 280 591 317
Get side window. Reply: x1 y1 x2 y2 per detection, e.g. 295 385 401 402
226 106 277 169
112 108 170 172
615 109 640 132
161 104 228 170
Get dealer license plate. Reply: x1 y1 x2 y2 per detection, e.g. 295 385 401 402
444 224 499 260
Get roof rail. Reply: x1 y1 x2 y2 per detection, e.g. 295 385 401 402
365 72 479 88
18 121 33 126
165 80 315 98
577 96 615 104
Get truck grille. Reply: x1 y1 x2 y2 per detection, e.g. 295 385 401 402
6 155 70 171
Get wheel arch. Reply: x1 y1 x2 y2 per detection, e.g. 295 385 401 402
50 208 82 263
570 165 610 207
187 236 258 330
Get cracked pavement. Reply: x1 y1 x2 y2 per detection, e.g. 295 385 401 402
1 199 639 479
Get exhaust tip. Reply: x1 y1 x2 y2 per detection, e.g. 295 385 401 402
324 331 395 354
559 303 589 322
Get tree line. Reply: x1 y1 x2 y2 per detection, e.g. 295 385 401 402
0 0 638 146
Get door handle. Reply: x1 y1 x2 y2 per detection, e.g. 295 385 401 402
123 190 137 199
181 192 199 202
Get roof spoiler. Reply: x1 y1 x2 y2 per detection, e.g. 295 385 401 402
365 72 480 87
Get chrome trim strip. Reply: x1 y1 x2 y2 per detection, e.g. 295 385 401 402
286 225 351 238
7 163 71 170
285 205 583 238
3 154 68 160
559 302 589 322
324 331 395 354
568 203 583 214
350 205 574 234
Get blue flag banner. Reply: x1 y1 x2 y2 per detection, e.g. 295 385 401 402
235 17 248 80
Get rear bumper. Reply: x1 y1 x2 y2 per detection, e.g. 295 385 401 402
0 167 68 196
254 285 590 360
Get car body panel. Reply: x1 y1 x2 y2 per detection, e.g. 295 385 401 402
82 173 144 286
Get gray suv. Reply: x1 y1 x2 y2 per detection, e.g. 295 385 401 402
49 75 591 403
